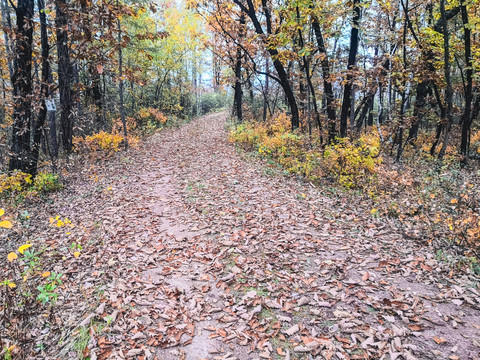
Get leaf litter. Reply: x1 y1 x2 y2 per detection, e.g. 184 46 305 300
2 112 479 360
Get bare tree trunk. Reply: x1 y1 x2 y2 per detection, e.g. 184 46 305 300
33 0 56 174
460 0 473 157
438 0 454 161
233 15 244 123
9 0 34 174
262 56 269 122
56 0 74 154
1 0 14 91
339 0 361 138
117 0 128 149
312 13 336 141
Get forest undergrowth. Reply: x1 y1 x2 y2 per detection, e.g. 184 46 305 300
230 113 480 274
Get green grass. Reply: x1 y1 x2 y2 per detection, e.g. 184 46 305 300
243 286 269 297
73 326 90 359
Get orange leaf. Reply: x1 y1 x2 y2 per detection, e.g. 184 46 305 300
408 324 423 331
433 336 446 344
7 252 17 262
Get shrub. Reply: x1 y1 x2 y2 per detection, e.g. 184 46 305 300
199 92 228 115
136 107 168 131
471 130 480 155
230 113 381 188
323 134 382 188
0 171 32 198
31 172 63 195
0 171 62 200
112 116 138 134
74 131 125 153
1 213 68 358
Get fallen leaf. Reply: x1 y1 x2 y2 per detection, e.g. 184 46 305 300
0 220 13 229
7 252 17 262
433 336 447 344
284 324 300 336
18 244 32 254
408 324 423 331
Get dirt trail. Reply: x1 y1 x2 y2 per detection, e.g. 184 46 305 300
41 112 479 360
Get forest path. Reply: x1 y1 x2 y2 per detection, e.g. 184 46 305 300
50 112 479 360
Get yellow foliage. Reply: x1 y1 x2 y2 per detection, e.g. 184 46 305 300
471 130 480 154
0 171 61 200
230 114 382 188
0 171 32 197
0 220 13 229
74 131 125 153
134 107 168 132
18 244 32 254
323 134 382 189
49 216 72 228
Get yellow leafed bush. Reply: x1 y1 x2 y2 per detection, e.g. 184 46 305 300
0 171 32 197
74 131 125 153
230 113 382 188
0 171 62 200
323 134 382 188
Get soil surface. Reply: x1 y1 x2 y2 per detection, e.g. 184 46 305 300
11 112 480 360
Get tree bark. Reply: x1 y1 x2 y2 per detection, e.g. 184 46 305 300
234 0 299 129
339 0 361 138
56 0 74 154
33 0 56 175
80 0 102 125
460 0 473 157
117 0 128 149
1 0 14 92
312 14 336 141
9 0 34 174
262 56 269 122
438 0 454 161
233 15 244 123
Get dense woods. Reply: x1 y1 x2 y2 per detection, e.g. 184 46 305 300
0 0 216 176
2 0 480 172
195 0 480 162
1 0 480 359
